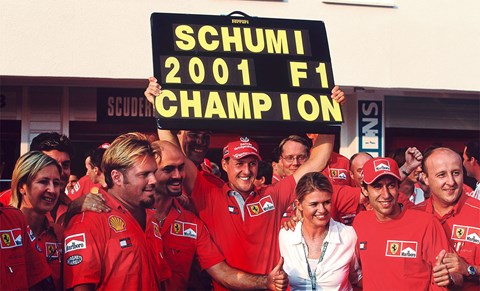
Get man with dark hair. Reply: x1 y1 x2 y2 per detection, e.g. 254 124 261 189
353 157 460 290
255 160 273 187
271 146 284 185
463 139 480 200
69 144 109 201
152 140 287 290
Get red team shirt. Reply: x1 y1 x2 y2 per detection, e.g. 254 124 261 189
161 199 225 290
322 152 352 186
63 192 171 290
1 204 52 290
415 194 480 290
191 173 297 290
68 175 104 201
353 208 452 291
30 219 64 290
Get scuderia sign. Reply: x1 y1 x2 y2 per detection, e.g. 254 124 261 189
151 12 343 131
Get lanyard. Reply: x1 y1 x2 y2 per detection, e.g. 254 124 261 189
301 240 329 291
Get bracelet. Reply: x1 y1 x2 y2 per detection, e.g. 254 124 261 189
400 166 410 177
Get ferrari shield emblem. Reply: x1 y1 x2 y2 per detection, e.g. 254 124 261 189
250 205 260 215
389 242 399 255
456 227 465 239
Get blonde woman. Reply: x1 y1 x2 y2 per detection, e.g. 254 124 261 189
279 172 362 290
11 151 64 290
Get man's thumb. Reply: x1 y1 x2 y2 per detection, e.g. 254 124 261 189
275 256 284 271
435 249 446 266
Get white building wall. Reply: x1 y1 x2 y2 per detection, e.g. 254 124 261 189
1 0 479 91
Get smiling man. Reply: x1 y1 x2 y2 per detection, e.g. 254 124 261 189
152 140 287 291
418 147 480 288
352 157 460 290
170 134 334 291
63 133 171 290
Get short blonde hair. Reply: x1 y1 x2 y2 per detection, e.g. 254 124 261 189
10 151 61 208
102 132 156 188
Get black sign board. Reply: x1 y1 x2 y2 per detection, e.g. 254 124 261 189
151 12 342 132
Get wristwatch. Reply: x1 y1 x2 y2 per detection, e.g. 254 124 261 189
467 265 477 277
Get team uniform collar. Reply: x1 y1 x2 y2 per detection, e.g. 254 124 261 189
425 193 466 224
290 219 340 246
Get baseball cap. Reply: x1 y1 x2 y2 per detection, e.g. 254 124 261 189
223 137 262 160
362 157 401 184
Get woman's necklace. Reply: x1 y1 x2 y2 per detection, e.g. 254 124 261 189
301 227 329 291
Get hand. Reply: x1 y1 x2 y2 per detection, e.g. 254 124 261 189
331 85 346 105
433 249 452 287
403 147 423 173
267 257 288 291
443 252 469 277
81 192 110 213
282 213 300 231
144 76 162 105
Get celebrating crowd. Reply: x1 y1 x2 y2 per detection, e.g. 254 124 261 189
1 78 479 291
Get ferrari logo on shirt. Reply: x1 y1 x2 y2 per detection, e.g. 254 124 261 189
152 221 161 239
389 242 399 254
455 227 465 239
171 221 197 239
0 228 22 249
451 224 480 244
330 168 348 180
246 196 275 217
385 240 417 258
45 242 60 259
173 223 182 234
250 205 260 214
108 215 127 233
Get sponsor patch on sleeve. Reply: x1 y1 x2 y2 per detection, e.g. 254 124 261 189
65 233 86 253
66 254 83 266
108 215 127 233
0 228 22 249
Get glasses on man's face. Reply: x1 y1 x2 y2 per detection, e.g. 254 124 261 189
281 155 308 163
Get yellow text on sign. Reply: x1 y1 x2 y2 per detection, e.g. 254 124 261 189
155 90 342 122
174 24 308 55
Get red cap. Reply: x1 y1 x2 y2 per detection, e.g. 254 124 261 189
362 157 401 184
223 137 261 160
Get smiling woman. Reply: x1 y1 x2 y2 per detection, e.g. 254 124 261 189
10 151 64 290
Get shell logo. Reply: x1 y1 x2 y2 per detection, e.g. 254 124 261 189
108 215 127 233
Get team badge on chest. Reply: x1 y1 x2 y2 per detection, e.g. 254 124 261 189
385 240 417 258
108 215 127 233
330 168 348 180
246 195 275 217
171 221 197 239
45 242 61 259
452 224 480 244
